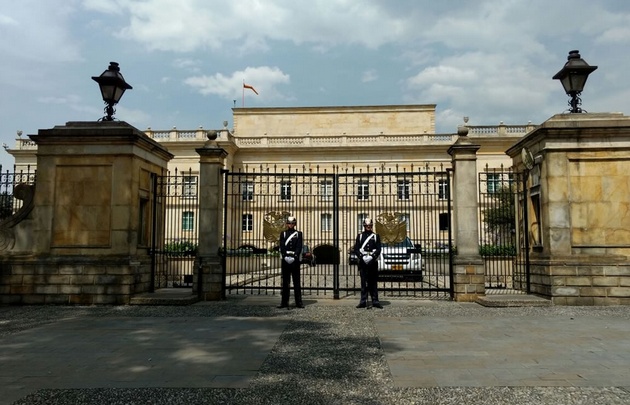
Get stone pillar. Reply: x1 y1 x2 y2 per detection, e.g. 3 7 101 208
448 125 485 301
507 113 630 305
0 121 172 304
195 139 228 300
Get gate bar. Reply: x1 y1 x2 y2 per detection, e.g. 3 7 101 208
150 173 158 293
522 172 531 294
447 168 454 298
221 168 230 299
333 172 340 299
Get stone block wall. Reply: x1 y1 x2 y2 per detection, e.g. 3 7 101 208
529 259 630 305
0 256 151 305
452 258 485 302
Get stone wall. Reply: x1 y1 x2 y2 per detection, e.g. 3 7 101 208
529 258 630 305
0 256 151 305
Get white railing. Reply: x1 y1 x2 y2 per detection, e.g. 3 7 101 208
13 139 37 150
12 124 535 151
468 124 537 137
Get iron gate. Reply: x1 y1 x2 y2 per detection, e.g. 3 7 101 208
150 169 199 290
223 164 453 299
478 165 530 292
0 165 36 221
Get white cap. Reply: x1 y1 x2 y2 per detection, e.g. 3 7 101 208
363 218 373 226
286 216 297 224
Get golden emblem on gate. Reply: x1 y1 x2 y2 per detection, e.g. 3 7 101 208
376 212 407 244
263 211 291 242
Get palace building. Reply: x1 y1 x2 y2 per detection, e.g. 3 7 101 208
5 104 535 273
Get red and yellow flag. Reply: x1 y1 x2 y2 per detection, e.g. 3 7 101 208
243 83 258 95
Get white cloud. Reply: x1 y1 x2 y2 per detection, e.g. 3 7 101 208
173 58 202 72
184 66 290 100
361 70 378 83
4 0 630 166
84 0 419 53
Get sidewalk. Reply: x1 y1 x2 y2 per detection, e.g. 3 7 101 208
1 295 629 404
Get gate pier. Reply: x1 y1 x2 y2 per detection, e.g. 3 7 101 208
195 143 228 300
0 121 172 304
449 125 485 301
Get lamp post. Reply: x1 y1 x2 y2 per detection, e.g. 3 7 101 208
91 62 133 121
552 50 597 113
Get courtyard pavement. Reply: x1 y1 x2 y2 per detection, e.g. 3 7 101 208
1 294 629 404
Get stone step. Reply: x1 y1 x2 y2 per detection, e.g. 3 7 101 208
476 294 552 307
129 289 199 306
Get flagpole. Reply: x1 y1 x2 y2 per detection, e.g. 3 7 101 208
242 80 245 107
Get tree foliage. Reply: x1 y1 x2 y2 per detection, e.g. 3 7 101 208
482 184 516 245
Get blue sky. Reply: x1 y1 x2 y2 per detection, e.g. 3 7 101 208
2 0 630 169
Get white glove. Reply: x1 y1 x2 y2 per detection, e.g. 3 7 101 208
362 255 373 264
359 249 366 255
284 256 295 264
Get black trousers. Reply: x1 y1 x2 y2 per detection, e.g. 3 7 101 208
358 263 379 304
280 261 302 305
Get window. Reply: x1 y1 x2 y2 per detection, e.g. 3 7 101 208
242 214 253 231
357 213 368 232
357 179 369 200
439 213 450 231
397 179 411 200
320 180 333 201
321 213 332 232
438 180 449 200
242 182 254 201
182 211 194 231
280 181 292 201
486 173 501 194
183 176 197 198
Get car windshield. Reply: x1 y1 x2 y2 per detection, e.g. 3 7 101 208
382 237 414 249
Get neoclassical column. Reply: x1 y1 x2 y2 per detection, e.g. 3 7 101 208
448 125 485 301
195 137 228 300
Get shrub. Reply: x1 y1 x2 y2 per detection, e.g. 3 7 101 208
164 240 197 256
479 244 516 257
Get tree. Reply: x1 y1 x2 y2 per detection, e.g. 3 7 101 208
482 184 516 249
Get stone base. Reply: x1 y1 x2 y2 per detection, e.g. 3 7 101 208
0 255 151 305
529 256 630 306
194 256 224 301
452 255 485 302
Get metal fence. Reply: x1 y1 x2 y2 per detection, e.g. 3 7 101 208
478 165 529 292
150 169 199 289
223 164 453 299
0 165 36 221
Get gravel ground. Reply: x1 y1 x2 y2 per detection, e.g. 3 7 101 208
3 300 630 405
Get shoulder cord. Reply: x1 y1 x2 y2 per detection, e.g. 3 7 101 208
360 233 376 251
285 231 298 246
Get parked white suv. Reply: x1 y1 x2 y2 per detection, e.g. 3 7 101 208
378 236 424 280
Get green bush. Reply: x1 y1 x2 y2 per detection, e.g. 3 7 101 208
479 244 516 257
164 240 197 256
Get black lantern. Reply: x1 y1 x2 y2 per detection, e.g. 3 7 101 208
91 62 133 121
552 50 597 113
